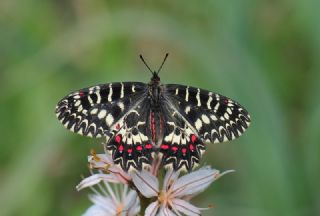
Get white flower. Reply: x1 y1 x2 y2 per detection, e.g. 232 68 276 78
87 150 131 184
132 167 233 216
78 176 140 216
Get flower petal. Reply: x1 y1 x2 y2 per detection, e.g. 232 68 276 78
88 153 113 166
88 194 117 215
88 153 131 184
158 204 176 216
145 201 159 216
132 170 159 198
163 170 180 191
123 190 140 215
82 205 112 216
108 166 132 184
127 197 141 216
171 198 201 216
76 173 120 191
171 167 229 197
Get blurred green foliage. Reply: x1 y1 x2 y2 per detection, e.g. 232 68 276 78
0 0 319 215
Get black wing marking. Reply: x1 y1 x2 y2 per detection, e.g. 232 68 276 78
55 82 147 138
105 99 154 171
164 84 251 144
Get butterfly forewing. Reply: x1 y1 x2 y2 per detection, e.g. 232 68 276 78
163 84 251 144
55 82 147 138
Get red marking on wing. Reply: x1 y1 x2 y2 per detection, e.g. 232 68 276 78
182 148 187 154
191 134 197 143
127 148 133 154
189 144 195 151
172 146 178 151
115 124 120 130
119 145 124 152
136 146 143 151
79 91 85 97
161 144 169 150
115 135 121 144
223 99 228 104
145 143 153 149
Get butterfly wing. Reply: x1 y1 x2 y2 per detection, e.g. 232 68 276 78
159 84 250 172
105 99 154 171
159 103 206 172
163 84 251 143
55 82 148 138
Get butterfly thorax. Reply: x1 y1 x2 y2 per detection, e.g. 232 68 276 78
148 72 162 111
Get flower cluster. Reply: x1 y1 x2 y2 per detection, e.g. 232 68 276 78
77 151 233 216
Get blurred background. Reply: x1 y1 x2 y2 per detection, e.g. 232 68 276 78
0 0 319 215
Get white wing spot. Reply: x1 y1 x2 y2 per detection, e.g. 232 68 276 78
201 115 210 124
185 106 191 114
132 134 141 144
164 132 174 142
106 114 114 126
69 124 75 132
175 88 179 95
98 109 107 119
214 102 220 111
96 92 101 103
90 108 99 115
118 102 124 111
132 85 136 92
77 127 83 135
108 84 113 102
185 87 189 102
196 88 201 106
88 95 93 104
63 121 69 127
224 113 230 120
227 108 232 115
172 134 181 144
75 100 81 107
77 105 83 112
207 93 213 109
223 135 229 142
210 115 217 121
195 119 203 130
120 82 124 98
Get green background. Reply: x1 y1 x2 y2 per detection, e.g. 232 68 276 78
0 1 319 215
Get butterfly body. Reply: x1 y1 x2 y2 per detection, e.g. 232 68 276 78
56 58 251 172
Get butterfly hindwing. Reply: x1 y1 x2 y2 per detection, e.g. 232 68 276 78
55 82 147 138
159 104 206 172
164 84 251 144
105 100 154 171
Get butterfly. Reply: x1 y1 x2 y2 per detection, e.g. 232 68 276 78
55 54 251 172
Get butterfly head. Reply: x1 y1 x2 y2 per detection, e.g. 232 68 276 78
139 53 169 85
151 71 160 83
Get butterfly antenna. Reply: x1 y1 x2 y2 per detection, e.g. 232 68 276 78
157 53 169 74
139 54 153 75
